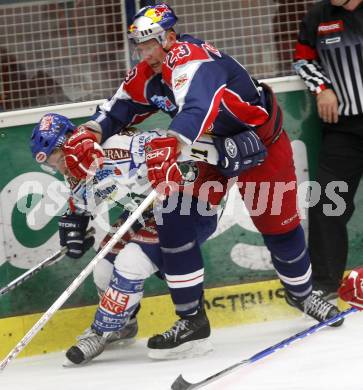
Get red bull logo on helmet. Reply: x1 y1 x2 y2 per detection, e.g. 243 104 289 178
129 24 137 33
144 8 163 23
144 4 171 23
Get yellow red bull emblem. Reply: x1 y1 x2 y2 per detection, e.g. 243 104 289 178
144 4 169 23
144 9 163 23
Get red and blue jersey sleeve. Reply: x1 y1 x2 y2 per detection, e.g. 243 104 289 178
163 42 227 144
91 61 158 142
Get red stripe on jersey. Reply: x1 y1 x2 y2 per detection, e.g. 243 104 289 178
222 89 268 127
198 85 226 139
294 41 318 61
123 61 155 104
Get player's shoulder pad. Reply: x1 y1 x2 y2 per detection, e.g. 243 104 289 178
162 41 214 86
123 61 156 104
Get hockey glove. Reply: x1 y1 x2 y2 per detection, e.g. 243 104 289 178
59 214 95 259
214 130 267 177
63 126 105 180
338 268 363 310
145 137 182 194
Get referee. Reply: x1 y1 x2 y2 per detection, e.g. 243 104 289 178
293 0 363 298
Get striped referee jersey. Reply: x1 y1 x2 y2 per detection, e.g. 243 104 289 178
293 1 363 116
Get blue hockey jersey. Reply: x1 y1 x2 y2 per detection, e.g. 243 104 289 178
90 35 275 145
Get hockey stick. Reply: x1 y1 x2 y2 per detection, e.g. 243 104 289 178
0 189 157 372
0 227 95 297
171 306 358 390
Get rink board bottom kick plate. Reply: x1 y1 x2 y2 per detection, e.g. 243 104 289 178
0 278 349 360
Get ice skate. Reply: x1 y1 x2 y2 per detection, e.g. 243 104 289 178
147 308 213 360
285 291 344 327
63 327 107 366
63 318 138 366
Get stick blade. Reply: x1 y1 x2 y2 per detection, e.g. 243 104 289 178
171 374 194 390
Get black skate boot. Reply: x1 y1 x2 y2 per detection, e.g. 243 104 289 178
64 318 138 366
285 291 344 327
147 308 213 360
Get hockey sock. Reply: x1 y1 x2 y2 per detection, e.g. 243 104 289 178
156 194 206 316
92 268 144 334
263 224 312 300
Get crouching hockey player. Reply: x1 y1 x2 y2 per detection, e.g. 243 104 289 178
30 113 229 364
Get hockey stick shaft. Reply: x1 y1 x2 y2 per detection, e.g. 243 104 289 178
0 189 157 372
171 306 358 390
0 227 95 297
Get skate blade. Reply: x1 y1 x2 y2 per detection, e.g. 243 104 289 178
62 357 83 368
148 338 213 360
62 354 93 368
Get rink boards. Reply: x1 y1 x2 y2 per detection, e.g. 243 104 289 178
0 278 304 359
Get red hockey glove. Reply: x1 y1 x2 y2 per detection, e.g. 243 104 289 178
62 126 104 180
338 268 363 310
145 137 182 194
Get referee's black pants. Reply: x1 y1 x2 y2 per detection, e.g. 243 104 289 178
309 116 363 292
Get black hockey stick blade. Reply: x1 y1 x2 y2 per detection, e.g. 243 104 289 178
171 375 193 390
171 361 244 390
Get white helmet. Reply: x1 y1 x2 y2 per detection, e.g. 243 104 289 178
128 3 178 46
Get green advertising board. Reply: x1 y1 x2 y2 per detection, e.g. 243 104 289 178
0 87 362 320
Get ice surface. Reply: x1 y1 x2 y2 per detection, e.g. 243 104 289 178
1 310 361 390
